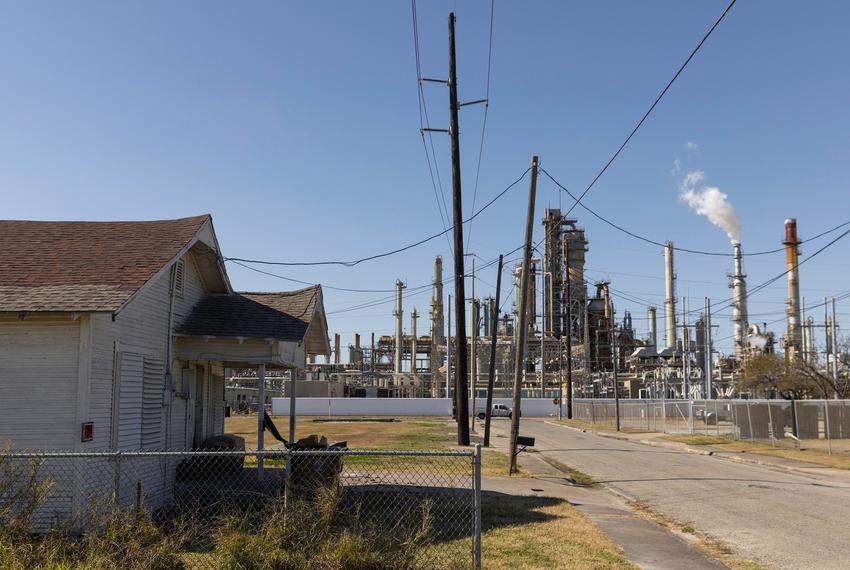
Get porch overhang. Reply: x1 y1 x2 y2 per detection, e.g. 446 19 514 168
173 285 330 369
173 335 306 369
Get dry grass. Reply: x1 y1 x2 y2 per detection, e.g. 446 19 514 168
553 419 653 434
662 434 736 446
536 455 597 487
628 500 766 570
226 415 526 477
661 434 850 470
475 495 635 569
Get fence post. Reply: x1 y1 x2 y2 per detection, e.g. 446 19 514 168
791 398 800 449
746 400 754 442
689 401 694 434
766 400 775 447
823 401 832 455
284 449 291 526
473 444 482 569
134 480 142 524
113 452 122 503
646 401 650 431
714 400 720 436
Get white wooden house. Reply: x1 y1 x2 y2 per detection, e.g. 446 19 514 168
0 215 329 521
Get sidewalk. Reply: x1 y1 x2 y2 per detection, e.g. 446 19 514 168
482 475 724 569
482 427 725 569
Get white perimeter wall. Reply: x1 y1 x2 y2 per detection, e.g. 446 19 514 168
272 397 560 417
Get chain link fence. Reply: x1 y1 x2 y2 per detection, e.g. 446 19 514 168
574 398 850 454
0 447 481 569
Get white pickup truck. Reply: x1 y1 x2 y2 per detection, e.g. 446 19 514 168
477 404 513 420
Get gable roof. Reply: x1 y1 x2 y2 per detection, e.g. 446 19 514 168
174 285 330 354
0 215 212 313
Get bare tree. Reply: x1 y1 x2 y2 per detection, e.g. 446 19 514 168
738 353 850 399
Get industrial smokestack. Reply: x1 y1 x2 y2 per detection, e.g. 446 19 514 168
783 219 802 360
430 256 445 344
394 279 405 373
334 333 341 365
730 243 749 360
647 306 657 350
664 242 677 349
411 307 418 376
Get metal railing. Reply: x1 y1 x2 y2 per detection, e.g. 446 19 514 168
573 398 850 454
1 446 482 569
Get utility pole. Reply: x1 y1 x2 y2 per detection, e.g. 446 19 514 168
825 297 832 396
704 297 713 399
832 297 839 389
682 296 689 399
484 255 503 447
509 155 538 475
565 238 573 419
448 12 469 445
541 267 546 398
448 295 452 408
604 285 620 431
470 256 477 433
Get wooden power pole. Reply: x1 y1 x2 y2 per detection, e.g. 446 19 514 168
484 254 503 447
509 155 539 474
448 12 470 446
565 237 573 419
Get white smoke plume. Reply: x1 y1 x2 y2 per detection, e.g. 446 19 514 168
678 170 741 244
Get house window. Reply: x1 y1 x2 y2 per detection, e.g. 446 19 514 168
173 259 185 298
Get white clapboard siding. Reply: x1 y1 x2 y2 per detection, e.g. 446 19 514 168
89 314 118 450
211 369 225 436
0 318 79 450
141 356 164 449
117 352 143 451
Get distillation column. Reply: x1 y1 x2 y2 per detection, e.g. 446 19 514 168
647 306 657 350
730 243 749 360
783 219 802 360
394 279 405 373
664 242 677 349
429 256 445 390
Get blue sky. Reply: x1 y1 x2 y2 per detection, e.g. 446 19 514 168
1 1 848 358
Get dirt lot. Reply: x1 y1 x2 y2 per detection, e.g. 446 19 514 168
225 415 521 477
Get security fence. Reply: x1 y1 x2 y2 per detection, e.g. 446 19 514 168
0 448 481 569
574 398 850 454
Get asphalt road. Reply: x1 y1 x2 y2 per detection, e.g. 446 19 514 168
494 419 850 569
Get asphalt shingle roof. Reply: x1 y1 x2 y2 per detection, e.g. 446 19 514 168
0 215 208 312
174 286 321 342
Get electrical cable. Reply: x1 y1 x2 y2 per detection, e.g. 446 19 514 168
562 0 737 219
412 0 454 253
466 0 495 250
543 167 850 258
226 167 529 267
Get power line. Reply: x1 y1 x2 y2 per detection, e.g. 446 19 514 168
562 0 737 218
226 167 529 267
691 228 850 318
466 0 495 250
543 167 850 258
326 250 523 316
412 0 453 253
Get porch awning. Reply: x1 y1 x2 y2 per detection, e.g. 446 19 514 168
173 285 330 368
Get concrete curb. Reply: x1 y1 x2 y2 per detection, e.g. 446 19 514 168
543 420 836 478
